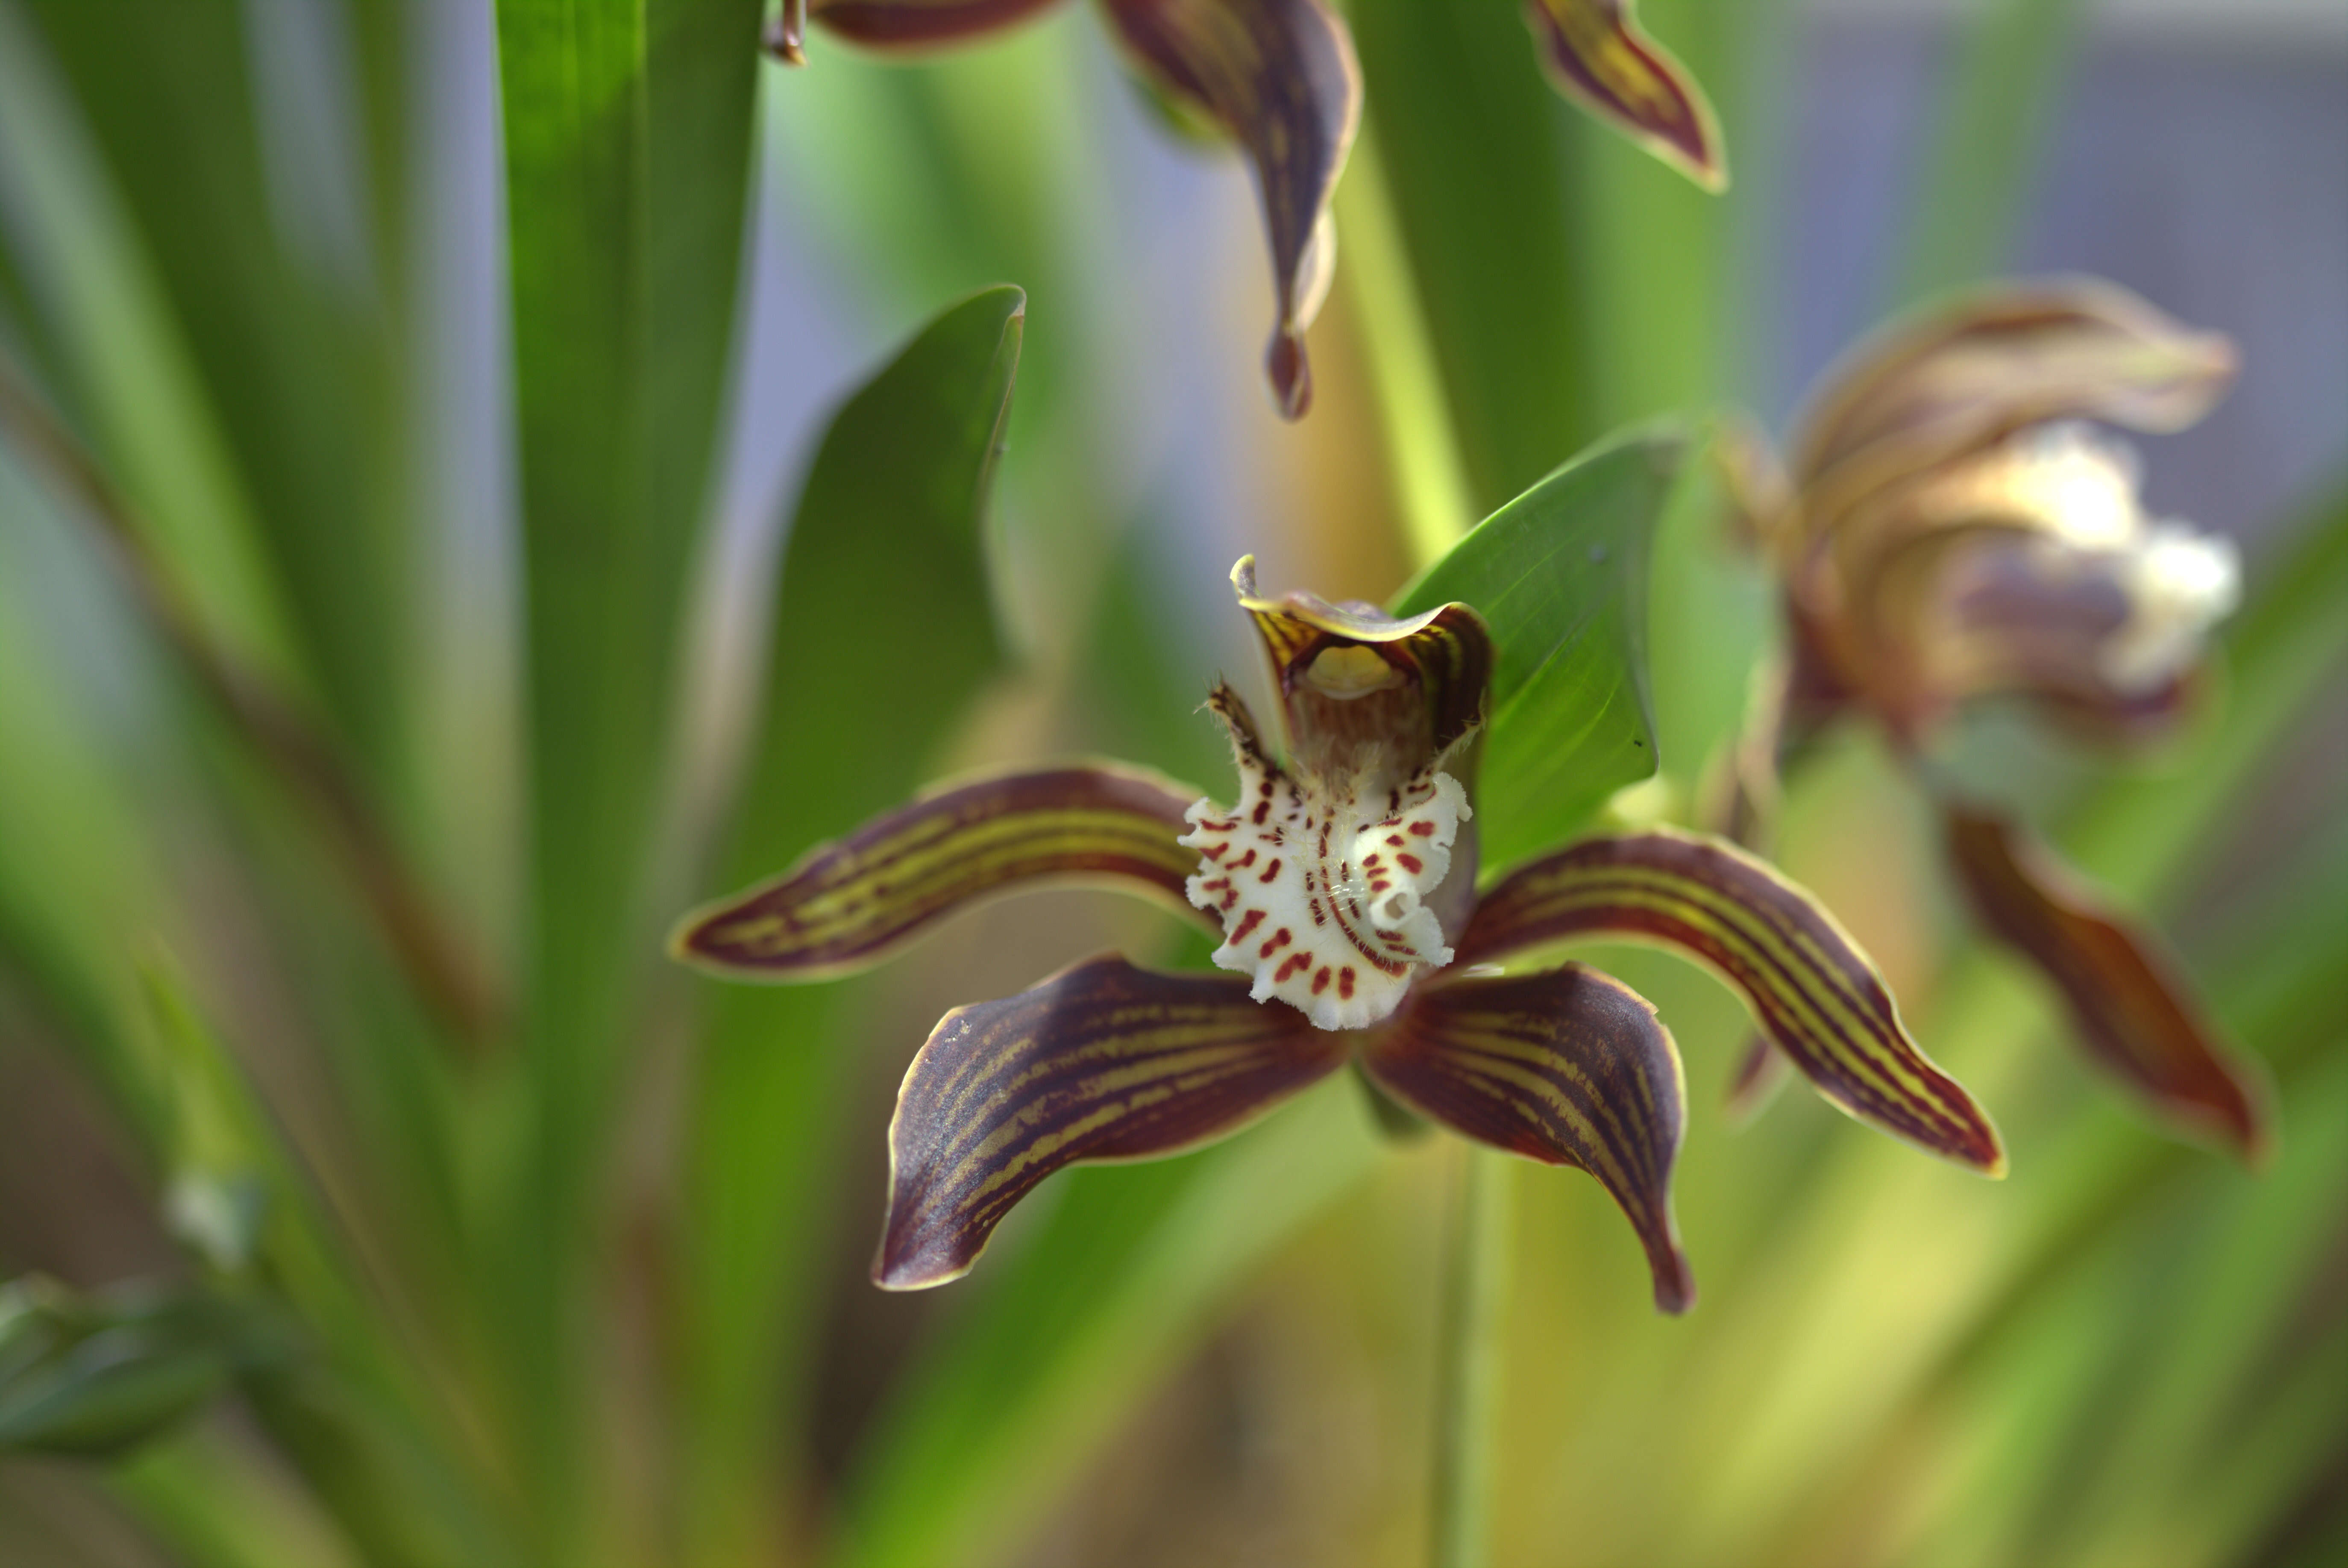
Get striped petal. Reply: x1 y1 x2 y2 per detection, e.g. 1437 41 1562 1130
1100 0 1360 418
1459 829 2005 1172
1944 806 2271 1160
876 953 1349 1287
1364 964 1693 1313
795 0 1061 55
1790 279 2235 554
1524 0 1727 192
671 765 1212 980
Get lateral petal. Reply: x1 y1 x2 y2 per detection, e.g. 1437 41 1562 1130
1364 964 1694 1313
672 765 1212 979
1944 805 2272 1161
875 954 1349 1287
1460 829 2005 1173
1523 0 1727 192
1099 0 1361 417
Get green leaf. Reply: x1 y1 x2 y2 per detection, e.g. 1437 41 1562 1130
1347 0 1591 514
1393 427 1682 868
490 0 762 1536
17 0 417 774
676 286 1024 1564
0 1281 266 1461
0 4 299 688
1893 0 2089 306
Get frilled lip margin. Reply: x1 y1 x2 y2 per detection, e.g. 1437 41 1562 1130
674 747 2003 1313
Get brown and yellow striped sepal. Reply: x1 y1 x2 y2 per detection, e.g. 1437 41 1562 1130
671 764 1215 981
1101 0 1360 418
1945 806 2271 1162
1368 964 1693 1313
876 954 1348 1288
1526 0 1727 193
1460 828 2006 1174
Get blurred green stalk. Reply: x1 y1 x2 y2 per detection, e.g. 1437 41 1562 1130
1431 1145 1514 1568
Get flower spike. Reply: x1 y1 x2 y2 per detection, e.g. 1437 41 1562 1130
1461 829 2005 1173
1365 964 1694 1313
1524 0 1728 192
876 954 1348 1288
1944 806 2272 1162
672 764 1212 980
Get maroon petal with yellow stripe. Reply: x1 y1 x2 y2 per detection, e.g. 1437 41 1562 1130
1944 805 2272 1161
1099 0 1360 418
1524 0 1727 192
1459 828 2005 1173
799 0 1062 54
876 953 1349 1287
1365 964 1694 1313
671 764 1214 980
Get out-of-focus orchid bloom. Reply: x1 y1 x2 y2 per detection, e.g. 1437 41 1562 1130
763 0 1725 417
673 559 2000 1312
1720 279 2271 1159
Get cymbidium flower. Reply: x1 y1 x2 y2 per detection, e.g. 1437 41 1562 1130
673 559 2000 1312
762 0 1723 417
1721 278 2272 1157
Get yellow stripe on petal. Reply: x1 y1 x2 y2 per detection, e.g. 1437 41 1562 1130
1461 828 2005 1173
877 954 1347 1289
670 764 1214 981
1525 0 1728 192
1366 963 1693 1313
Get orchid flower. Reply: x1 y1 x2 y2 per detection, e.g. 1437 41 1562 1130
762 0 1723 417
673 558 1999 1313
1720 278 2272 1157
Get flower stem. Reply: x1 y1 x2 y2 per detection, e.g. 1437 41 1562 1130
1430 1144 1512 1568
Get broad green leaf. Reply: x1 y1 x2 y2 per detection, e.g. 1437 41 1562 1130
490 0 762 1540
677 286 1023 1564
1394 427 1681 868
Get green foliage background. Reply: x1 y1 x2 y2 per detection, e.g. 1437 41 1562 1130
0 2 2340 1565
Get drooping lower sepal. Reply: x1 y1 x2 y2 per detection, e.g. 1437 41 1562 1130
875 954 1350 1288
1461 829 2006 1175
1943 805 2272 1162
1363 964 1693 1313
671 765 1212 980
